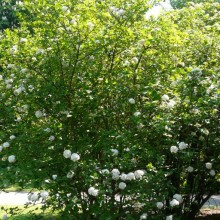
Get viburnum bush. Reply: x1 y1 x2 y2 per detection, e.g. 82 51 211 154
0 0 219 219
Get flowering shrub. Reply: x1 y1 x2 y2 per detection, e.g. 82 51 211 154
0 0 220 219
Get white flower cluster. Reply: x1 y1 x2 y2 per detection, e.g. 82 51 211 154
63 150 80 162
28 191 49 202
170 142 188 154
156 202 163 209
205 162 215 176
110 149 119 156
111 169 145 181
88 187 99 197
161 94 176 109
110 6 125 17
140 213 148 220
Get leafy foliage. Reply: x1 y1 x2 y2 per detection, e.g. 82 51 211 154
0 0 219 219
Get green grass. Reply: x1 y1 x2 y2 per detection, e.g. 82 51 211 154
0 205 60 220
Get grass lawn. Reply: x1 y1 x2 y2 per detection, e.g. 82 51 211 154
0 205 60 220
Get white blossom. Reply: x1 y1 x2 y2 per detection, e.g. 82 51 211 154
52 175 57 180
173 194 182 203
166 215 173 220
140 213 148 220
170 199 179 207
40 191 49 200
48 136 55 141
111 169 120 175
210 170 216 176
35 110 43 118
100 169 110 175
134 170 145 179
126 172 135 181
162 94 169 101
62 6 70 14
71 153 80 162
3 142 10 148
36 49 45 55
87 22 94 29
88 187 99 197
0 146 3 152
67 171 74 178
119 182 126 190
131 57 138 64
21 68 28 74
10 135 16 140
133 111 141 117
178 142 188 150
63 150 71 158
112 169 120 180
120 173 127 181
170 146 178 154
202 128 209 136
7 64 15 69
128 98 135 104
8 155 16 163
111 149 119 156
156 202 163 209
167 100 176 108
205 162 212 169
187 166 194 172
30 193 39 202
20 38 27 43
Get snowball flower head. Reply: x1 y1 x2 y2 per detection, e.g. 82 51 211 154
112 169 120 180
48 136 55 141
111 169 120 175
40 191 49 200
30 193 39 202
173 194 182 203
111 149 119 156
133 111 141 117
35 110 43 118
166 215 173 220
88 187 99 197
134 170 145 179
187 166 194 172
120 173 127 181
128 98 135 104
67 171 74 178
162 94 169 101
119 182 126 190
170 146 178 154
52 175 57 180
0 146 3 152
170 199 179 207
131 57 138 64
71 153 80 162
156 202 163 209
167 100 176 108
210 170 215 176
205 162 212 169
63 150 71 158
62 6 70 13
8 155 16 163
3 142 10 148
178 142 188 150
140 213 148 220
10 135 16 140
126 172 135 181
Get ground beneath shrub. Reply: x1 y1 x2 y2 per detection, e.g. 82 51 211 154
196 209 220 219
